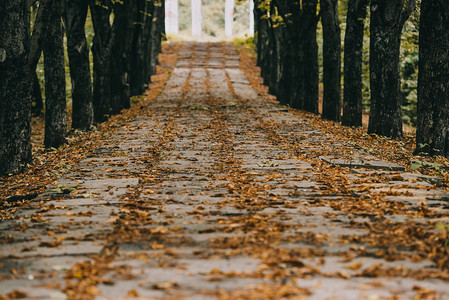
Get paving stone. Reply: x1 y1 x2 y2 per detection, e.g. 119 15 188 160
321 155 406 171
1 41 449 299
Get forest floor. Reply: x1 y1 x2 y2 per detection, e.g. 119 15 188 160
1 42 449 299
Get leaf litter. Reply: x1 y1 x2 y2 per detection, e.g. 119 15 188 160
0 42 448 299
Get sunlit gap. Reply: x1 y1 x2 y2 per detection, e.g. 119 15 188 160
165 0 254 41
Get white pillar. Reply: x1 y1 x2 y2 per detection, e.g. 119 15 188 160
165 0 179 34
225 0 235 37
249 0 254 36
191 0 202 36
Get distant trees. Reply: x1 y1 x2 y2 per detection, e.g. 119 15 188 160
255 0 319 113
0 0 165 176
253 0 449 157
253 0 449 158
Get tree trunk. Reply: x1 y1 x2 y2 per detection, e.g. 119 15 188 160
258 9 270 85
63 0 94 131
275 3 293 107
143 2 155 84
90 0 113 123
32 72 44 115
110 0 134 114
43 0 67 148
254 0 263 67
0 0 32 175
130 0 145 96
368 0 416 138
289 6 305 110
28 1 46 116
415 0 449 156
267 3 279 96
150 2 164 76
321 0 342 121
342 0 369 127
301 0 319 114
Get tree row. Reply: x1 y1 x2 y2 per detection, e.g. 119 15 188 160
254 0 449 156
0 0 165 176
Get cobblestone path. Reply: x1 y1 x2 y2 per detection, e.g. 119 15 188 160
1 42 449 299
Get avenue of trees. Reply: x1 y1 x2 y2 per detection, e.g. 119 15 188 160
254 0 449 155
0 0 165 176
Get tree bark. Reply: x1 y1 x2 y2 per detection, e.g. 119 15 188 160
342 0 368 127
43 0 67 148
368 0 416 138
90 0 113 123
254 0 263 67
258 7 270 86
143 2 155 84
264 0 318 113
110 0 134 114
286 1 305 109
0 0 32 175
130 0 145 96
321 0 342 121
267 3 279 96
301 0 319 114
63 0 94 131
415 0 449 156
32 72 44 115
150 2 164 76
28 1 46 116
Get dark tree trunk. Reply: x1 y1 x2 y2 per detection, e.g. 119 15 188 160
253 0 270 87
157 0 165 54
143 2 155 84
265 0 318 113
276 10 293 106
63 0 94 130
342 0 369 127
110 0 134 114
301 0 319 114
28 1 46 116
43 0 67 148
321 0 342 121
267 3 279 96
254 0 261 67
0 0 32 175
368 0 416 138
259 13 270 86
90 0 113 123
149 2 163 76
289 13 305 110
254 0 263 67
415 0 449 156
32 72 44 115
130 0 145 96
